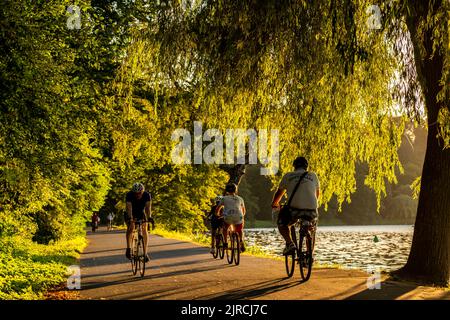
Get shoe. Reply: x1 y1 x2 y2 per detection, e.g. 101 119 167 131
144 254 150 262
125 248 131 260
210 247 215 254
282 243 296 255
240 242 246 252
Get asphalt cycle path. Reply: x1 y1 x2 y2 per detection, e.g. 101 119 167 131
79 227 450 300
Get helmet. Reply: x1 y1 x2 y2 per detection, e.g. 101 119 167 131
225 183 237 193
132 182 145 193
293 156 308 169
214 196 223 203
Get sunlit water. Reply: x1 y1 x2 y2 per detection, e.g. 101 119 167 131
245 225 414 272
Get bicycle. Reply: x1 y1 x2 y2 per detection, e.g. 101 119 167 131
225 224 241 265
130 219 148 277
212 225 225 260
107 219 113 231
285 217 317 281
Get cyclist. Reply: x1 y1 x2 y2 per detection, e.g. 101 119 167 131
271 156 320 255
107 212 114 230
215 183 246 252
91 212 100 232
125 182 152 262
209 196 224 254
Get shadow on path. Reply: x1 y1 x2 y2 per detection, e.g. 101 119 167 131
198 277 303 300
345 280 418 300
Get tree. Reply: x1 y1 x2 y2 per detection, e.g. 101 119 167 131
394 0 449 285
150 0 449 285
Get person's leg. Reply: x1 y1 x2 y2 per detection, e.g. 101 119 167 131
125 220 135 259
222 222 230 247
278 210 297 254
211 228 216 247
142 222 149 255
126 221 135 248
277 217 293 245
142 222 150 262
235 223 245 252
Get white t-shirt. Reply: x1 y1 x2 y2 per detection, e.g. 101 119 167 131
279 169 320 210
219 195 245 224
107 214 114 221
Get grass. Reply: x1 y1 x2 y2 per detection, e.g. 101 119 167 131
0 236 86 300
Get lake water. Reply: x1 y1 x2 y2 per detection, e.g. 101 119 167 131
245 225 414 272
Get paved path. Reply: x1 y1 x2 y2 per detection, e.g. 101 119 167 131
79 228 449 300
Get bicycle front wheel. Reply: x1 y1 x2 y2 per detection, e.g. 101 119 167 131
299 233 313 281
218 234 225 259
285 225 297 278
232 233 240 265
138 236 146 277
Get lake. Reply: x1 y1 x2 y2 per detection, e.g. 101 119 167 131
245 225 414 272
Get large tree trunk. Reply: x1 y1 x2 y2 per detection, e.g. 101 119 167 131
396 0 450 286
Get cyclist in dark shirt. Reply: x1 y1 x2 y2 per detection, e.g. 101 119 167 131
209 196 224 254
125 183 153 261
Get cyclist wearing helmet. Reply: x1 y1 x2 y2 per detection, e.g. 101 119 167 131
215 183 246 252
125 182 153 261
271 156 320 255
209 196 224 254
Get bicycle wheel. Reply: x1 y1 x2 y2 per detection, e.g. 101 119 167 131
285 226 296 278
138 236 146 277
218 234 225 259
130 233 138 275
299 231 313 281
232 233 240 265
212 232 219 259
226 231 234 264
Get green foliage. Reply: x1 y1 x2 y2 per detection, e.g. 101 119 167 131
0 236 86 300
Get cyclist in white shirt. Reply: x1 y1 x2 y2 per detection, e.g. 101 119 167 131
215 183 246 252
271 157 320 255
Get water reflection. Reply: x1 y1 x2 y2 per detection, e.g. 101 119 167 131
245 225 413 271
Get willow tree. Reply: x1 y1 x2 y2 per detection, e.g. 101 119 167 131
145 0 449 285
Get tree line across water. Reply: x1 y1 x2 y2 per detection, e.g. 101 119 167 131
0 1 448 286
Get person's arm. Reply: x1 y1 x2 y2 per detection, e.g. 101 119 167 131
215 204 224 217
271 189 286 208
126 202 133 221
145 200 151 219
315 173 321 200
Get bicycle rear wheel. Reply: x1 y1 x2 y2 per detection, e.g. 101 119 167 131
285 226 296 277
212 232 219 259
232 233 240 265
299 232 313 281
226 231 234 264
138 236 146 277
218 234 225 259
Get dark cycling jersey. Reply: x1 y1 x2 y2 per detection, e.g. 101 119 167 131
126 191 151 220
209 204 223 229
